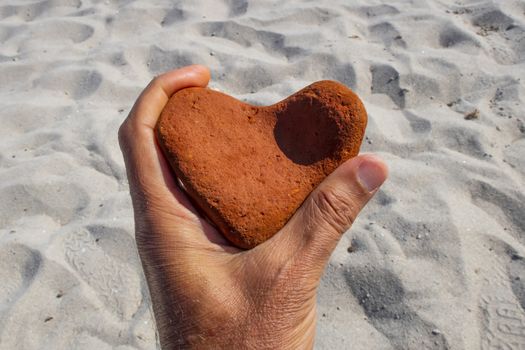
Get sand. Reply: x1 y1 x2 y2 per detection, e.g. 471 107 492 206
0 0 524 349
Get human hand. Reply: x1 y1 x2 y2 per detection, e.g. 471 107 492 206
118 65 388 349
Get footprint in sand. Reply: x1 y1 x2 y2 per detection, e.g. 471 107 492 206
481 295 525 349
469 182 525 349
34 68 102 99
63 228 142 321
30 20 94 44
455 3 525 65
370 64 405 108
0 244 41 308
223 0 248 17
479 251 525 350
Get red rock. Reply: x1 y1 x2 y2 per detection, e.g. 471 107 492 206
156 80 367 249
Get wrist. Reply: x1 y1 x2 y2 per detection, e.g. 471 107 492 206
154 302 316 350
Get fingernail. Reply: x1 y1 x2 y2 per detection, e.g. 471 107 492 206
357 157 387 192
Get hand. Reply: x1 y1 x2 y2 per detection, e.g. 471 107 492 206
118 65 388 349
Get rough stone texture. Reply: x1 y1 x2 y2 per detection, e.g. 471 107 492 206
156 80 367 248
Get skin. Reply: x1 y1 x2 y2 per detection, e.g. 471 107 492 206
118 65 389 349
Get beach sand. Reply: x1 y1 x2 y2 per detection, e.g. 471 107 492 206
0 0 524 349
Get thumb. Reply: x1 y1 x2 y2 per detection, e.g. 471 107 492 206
270 154 388 272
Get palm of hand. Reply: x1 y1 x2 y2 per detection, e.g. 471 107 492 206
134 171 317 348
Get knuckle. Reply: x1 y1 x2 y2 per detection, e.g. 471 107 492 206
118 118 150 147
117 122 129 145
149 75 162 90
118 122 139 158
311 185 358 233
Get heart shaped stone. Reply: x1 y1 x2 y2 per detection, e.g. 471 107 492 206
156 80 367 249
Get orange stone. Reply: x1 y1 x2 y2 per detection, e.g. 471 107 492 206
156 81 367 249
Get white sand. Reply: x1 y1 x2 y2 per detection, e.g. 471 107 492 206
1 0 524 349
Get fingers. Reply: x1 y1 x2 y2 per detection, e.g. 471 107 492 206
127 65 211 129
118 65 211 217
266 154 388 275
